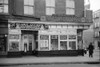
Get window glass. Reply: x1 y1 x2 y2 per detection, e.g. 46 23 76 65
46 8 55 15
46 0 55 15
4 0 8 4
0 0 8 13
51 35 58 50
24 0 34 15
60 35 67 40
0 6 3 13
0 35 6 52
60 41 67 50
28 7 33 15
4 5 8 13
66 0 75 15
46 0 55 7
29 0 34 5
66 8 75 15
69 41 76 50
40 35 49 50
40 35 49 40
0 0 3 3
24 6 29 14
69 35 76 39
9 41 19 51
9 34 19 39
66 0 75 8
24 0 29 5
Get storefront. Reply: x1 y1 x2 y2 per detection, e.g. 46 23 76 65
0 21 8 56
38 29 77 51
7 21 90 56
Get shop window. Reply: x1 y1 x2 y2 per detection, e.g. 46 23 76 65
9 34 19 39
69 35 76 39
0 35 6 52
9 41 19 51
60 35 67 40
40 35 49 50
60 41 67 50
51 35 58 50
69 41 76 50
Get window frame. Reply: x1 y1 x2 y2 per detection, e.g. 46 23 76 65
66 0 75 15
0 0 8 13
45 0 55 15
24 0 34 15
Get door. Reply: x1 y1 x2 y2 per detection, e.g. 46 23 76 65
23 34 33 53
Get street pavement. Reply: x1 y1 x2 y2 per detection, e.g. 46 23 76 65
0 50 100 66
1 64 100 67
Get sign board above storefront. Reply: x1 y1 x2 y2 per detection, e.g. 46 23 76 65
46 14 86 22
9 23 48 30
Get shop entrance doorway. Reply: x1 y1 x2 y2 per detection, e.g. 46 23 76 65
22 31 38 55
23 34 33 53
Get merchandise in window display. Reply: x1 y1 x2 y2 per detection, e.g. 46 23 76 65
51 35 58 50
60 35 67 40
69 41 76 50
40 35 49 50
9 42 19 51
60 41 67 50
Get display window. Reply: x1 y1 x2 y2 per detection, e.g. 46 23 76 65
0 35 6 52
60 35 67 40
40 35 49 50
69 35 76 39
9 34 19 39
51 35 58 50
60 41 67 50
69 41 76 50
9 41 19 51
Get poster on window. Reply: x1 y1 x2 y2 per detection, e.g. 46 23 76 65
40 40 49 50
9 41 19 51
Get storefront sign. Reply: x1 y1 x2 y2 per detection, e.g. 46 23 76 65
9 23 48 30
46 14 84 22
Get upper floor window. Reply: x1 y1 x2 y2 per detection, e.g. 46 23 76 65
46 0 55 15
66 0 75 15
24 0 34 15
0 0 8 13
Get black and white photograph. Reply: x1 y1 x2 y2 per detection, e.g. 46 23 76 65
0 0 100 67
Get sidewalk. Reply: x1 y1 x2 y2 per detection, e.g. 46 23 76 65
0 50 100 66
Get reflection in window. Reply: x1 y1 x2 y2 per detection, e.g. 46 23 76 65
46 0 55 15
60 41 67 50
69 41 76 50
66 0 75 15
0 0 8 13
24 0 34 15
51 35 58 50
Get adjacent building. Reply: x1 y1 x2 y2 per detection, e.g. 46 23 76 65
0 0 92 57
93 9 100 49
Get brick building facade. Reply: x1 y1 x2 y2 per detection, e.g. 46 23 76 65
0 0 92 57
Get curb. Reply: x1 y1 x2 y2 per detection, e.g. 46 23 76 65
0 61 100 66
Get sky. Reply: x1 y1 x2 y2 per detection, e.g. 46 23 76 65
90 0 100 11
